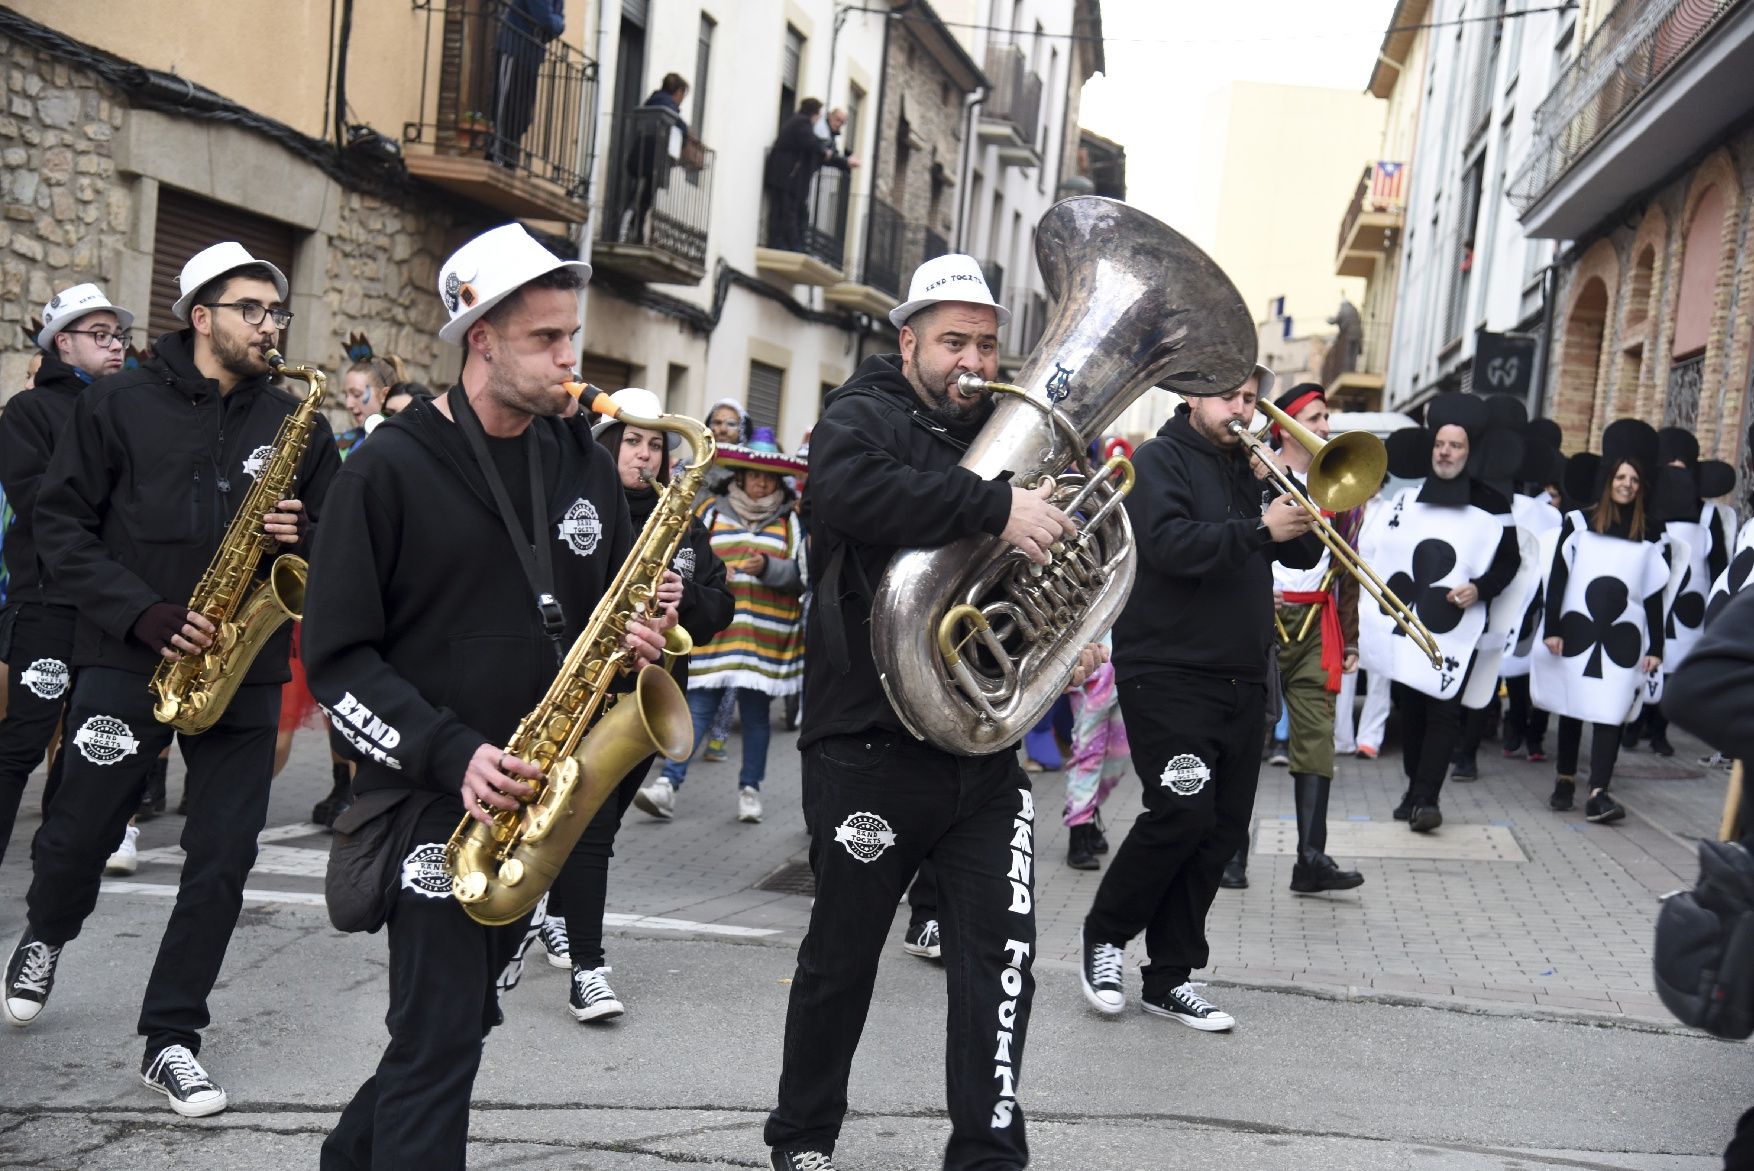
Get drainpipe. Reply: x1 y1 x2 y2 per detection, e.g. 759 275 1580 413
574 0 611 364
954 84 986 252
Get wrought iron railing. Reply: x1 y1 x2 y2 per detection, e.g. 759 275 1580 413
405 1 598 197
762 158 850 269
1510 0 1744 211
1336 162 1408 261
599 107 713 268
861 197 907 296
1320 316 1393 387
983 43 1043 147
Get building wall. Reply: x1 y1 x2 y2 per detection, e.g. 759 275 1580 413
873 21 967 248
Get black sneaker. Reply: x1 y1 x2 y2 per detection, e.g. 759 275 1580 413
902 918 941 959
1408 804 1443 833
539 915 572 969
771 1148 837 1171
2 929 61 1027
1066 823 1100 871
1450 755 1478 782
1549 779 1575 811
568 965 625 1022
140 1044 228 1117
1392 792 1415 821
1267 739 1290 767
1079 929 1125 1014
1141 982 1235 1031
1585 791 1626 824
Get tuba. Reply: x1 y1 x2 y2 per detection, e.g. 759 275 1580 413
871 197 1257 755
445 390 706 926
150 349 324 734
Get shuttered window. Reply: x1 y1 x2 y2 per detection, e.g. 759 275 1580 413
778 25 804 127
150 189 299 343
578 352 636 394
747 360 784 433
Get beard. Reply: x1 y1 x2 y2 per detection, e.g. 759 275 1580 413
906 354 983 426
212 328 266 380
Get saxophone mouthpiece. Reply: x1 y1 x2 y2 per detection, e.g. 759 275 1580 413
264 348 286 372
561 380 597 403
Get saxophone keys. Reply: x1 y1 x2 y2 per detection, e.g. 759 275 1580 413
454 871 489 903
499 858 526 887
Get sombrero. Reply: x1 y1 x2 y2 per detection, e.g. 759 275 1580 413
716 426 806 476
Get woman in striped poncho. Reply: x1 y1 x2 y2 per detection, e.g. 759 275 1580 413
640 430 805 824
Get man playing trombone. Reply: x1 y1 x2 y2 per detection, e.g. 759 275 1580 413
1079 365 1321 1031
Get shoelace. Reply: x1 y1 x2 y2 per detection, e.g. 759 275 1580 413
920 922 939 947
543 920 570 950
573 967 615 1003
1088 942 1124 987
13 942 58 994
1173 984 1218 1015
787 1152 835 1171
152 1046 213 1091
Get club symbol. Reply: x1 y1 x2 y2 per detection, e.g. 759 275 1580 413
1705 546 1754 627
1559 577 1642 679
1384 539 1464 636
1667 563 1705 637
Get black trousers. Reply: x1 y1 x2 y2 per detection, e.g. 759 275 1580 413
25 666 278 1055
1502 675 1549 750
906 858 938 923
0 602 75 869
545 757 652 970
1085 669 1268 998
1391 682 1462 806
765 734 1035 1170
1556 717 1624 791
322 802 535 1171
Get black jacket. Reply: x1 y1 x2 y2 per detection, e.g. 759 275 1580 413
1112 406 1322 683
0 351 88 605
34 330 339 681
300 391 635 799
799 355 1011 749
622 481 735 663
1669 585 1754 759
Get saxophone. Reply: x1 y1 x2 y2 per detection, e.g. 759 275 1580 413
446 389 709 926
150 348 326 734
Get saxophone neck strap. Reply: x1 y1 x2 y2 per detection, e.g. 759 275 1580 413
448 385 566 663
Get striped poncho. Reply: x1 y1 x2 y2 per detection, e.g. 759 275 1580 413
689 503 805 696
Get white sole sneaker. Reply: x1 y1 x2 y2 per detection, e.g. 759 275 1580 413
570 997 626 1023
1078 930 1125 1015
1142 998 1235 1032
140 1071 229 1117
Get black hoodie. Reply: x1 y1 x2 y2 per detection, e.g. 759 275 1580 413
799 354 1011 749
1112 405 1322 683
622 480 735 660
33 330 339 680
300 391 635 798
0 350 90 605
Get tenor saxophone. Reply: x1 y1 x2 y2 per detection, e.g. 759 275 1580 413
445 390 708 926
149 349 325 734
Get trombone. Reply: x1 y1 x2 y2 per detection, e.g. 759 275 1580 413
1229 400 1443 667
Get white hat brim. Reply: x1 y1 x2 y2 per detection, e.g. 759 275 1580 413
888 296 1012 331
171 260 290 323
438 258 593 345
38 303 136 351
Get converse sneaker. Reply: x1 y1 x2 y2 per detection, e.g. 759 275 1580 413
1585 790 1626 824
1549 778 1576 812
140 1044 228 1117
738 786 763 823
902 918 941 959
539 914 572 969
2 930 62 1026
635 778 676 820
106 824 141 875
1143 982 1235 1032
770 1148 837 1171
569 965 625 1023
1079 929 1125 1015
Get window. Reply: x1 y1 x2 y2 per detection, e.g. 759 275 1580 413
1442 160 1484 344
748 359 784 432
779 25 804 128
846 83 865 157
692 14 715 134
151 188 298 341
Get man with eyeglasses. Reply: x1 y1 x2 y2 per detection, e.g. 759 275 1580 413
0 285 134 873
3 243 340 1120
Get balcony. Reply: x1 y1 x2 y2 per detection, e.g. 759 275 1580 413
1511 0 1754 239
757 163 850 287
1321 316 1393 411
592 108 713 285
402 1 598 223
1335 163 1406 279
978 44 1043 168
825 202 989 321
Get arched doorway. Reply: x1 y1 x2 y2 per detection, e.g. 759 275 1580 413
1558 276 1610 451
1667 182 1726 431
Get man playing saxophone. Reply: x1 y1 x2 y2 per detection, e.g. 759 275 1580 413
5 244 339 1117
765 254 1102 1171
300 225 665 1170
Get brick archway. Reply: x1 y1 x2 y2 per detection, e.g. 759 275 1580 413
1554 239 1620 452
1668 150 1743 449
1622 203 1668 422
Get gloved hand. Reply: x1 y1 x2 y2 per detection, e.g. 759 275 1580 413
131 602 192 655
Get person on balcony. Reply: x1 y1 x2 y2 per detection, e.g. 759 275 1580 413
764 98 858 253
621 72 690 242
488 0 565 171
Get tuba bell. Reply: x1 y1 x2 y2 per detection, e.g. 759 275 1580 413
871 196 1257 755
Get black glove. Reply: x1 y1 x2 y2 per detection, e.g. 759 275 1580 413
131 602 190 654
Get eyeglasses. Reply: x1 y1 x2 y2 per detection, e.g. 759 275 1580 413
61 328 129 348
202 301 294 328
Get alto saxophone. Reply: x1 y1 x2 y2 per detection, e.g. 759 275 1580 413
445 389 709 926
150 349 325 734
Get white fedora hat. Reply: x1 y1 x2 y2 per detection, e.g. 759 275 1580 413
39 283 134 350
437 224 592 345
171 242 290 323
588 386 678 449
888 253 1011 330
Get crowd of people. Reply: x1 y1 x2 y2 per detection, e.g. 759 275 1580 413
0 223 1748 1171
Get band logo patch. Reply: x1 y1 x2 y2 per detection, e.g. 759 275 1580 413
73 714 141 766
672 546 697 580
1160 753 1210 796
834 811 897 863
20 658 69 700
401 843 452 898
558 498 602 558
241 444 275 480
